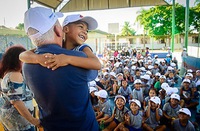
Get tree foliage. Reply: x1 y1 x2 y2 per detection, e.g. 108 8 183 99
136 4 200 39
15 23 24 30
120 21 136 36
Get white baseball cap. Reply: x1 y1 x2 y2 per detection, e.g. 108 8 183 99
160 75 166 79
170 93 180 101
88 80 96 87
187 69 193 73
146 71 152 75
186 73 193 78
62 14 98 30
178 108 191 117
148 65 154 70
150 96 161 105
110 72 116 78
183 48 187 51
89 87 97 93
166 87 178 95
170 62 176 67
114 95 126 103
143 74 150 80
24 7 63 39
94 90 108 98
183 78 190 83
129 99 141 108
167 66 174 71
155 72 161 77
161 83 169 90
134 79 142 84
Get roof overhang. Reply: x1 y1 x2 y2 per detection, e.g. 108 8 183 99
60 0 168 12
33 0 168 12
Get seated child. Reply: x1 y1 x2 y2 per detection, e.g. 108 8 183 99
89 87 98 106
118 79 133 101
162 94 181 129
142 96 166 131
94 90 112 122
172 108 195 131
143 88 157 110
103 95 129 131
115 99 143 131
132 79 144 106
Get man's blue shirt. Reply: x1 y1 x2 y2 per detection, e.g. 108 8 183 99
22 44 98 131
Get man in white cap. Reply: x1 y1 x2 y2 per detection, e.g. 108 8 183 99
22 7 98 131
172 108 195 131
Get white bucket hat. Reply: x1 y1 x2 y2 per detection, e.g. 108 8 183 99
24 7 63 39
62 14 98 30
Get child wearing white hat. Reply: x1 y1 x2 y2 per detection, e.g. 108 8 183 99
103 95 129 131
143 96 166 131
162 94 182 129
115 99 143 131
118 79 133 101
94 90 112 123
172 108 195 131
132 79 144 105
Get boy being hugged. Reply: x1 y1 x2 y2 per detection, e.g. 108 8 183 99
142 96 166 131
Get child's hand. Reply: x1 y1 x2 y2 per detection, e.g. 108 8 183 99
37 53 52 67
148 101 151 107
156 104 160 110
125 113 130 122
44 54 69 70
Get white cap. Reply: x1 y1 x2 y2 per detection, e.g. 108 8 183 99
170 62 176 67
178 108 191 117
62 14 98 30
160 75 166 79
129 99 141 108
143 74 150 80
131 65 137 70
187 69 193 73
167 66 174 71
186 73 193 78
150 96 161 105
183 78 190 83
24 7 63 39
170 93 180 101
89 87 97 93
154 55 158 58
116 73 123 77
166 54 170 57
134 79 142 84
155 72 161 77
88 80 96 87
183 48 187 51
114 95 126 103
161 83 170 90
148 65 154 70
110 72 116 78
94 90 108 98
114 62 120 67
166 87 178 95
146 71 152 75
103 72 109 76
140 67 146 72
154 61 160 65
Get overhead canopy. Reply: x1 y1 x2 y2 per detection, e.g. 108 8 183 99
61 0 168 12
33 0 168 12
33 0 63 9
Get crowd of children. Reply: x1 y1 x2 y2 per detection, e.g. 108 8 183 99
89 47 200 131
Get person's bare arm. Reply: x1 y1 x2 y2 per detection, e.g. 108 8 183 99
11 100 41 127
19 50 49 67
45 47 101 70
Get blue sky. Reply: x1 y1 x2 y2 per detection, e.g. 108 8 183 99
0 0 196 33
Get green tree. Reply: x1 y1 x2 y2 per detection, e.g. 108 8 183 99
121 21 136 36
191 3 200 30
15 23 24 30
136 4 194 39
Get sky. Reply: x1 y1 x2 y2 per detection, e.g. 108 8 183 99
0 0 196 33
